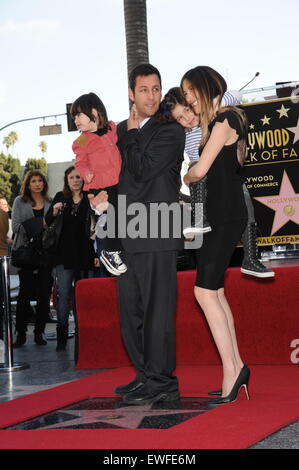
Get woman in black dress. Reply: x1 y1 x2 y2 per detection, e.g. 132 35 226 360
182 66 250 404
45 166 99 351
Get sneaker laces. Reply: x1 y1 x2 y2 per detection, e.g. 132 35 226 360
112 251 123 265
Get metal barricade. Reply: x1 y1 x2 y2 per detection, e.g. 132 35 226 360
0 256 29 373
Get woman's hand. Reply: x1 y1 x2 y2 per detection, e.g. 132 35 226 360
127 104 140 131
85 173 94 184
53 202 64 216
88 191 109 214
94 257 100 268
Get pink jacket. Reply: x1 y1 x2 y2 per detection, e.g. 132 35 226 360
72 121 122 190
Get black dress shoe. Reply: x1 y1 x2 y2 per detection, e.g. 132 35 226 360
123 387 180 406
208 388 222 396
114 378 145 396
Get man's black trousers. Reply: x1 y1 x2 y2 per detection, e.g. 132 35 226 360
118 250 179 393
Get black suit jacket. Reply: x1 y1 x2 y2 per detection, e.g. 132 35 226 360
117 117 185 253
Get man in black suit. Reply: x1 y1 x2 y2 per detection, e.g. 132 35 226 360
113 64 185 405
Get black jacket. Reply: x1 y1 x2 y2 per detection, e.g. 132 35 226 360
45 191 96 269
117 117 185 253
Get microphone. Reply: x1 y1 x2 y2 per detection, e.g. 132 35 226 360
239 72 260 91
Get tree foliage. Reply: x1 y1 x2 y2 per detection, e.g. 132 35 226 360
0 152 21 206
24 157 48 176
2 131 19 155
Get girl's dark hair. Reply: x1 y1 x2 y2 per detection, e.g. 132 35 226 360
62 166 84 198
129 63 162 92
70 92 108 129
20 170 49 206
157 87 187 122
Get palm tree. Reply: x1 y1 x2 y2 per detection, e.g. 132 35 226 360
8 131 18 155
38 140 48 157
2 135 12 155
123 0 149 80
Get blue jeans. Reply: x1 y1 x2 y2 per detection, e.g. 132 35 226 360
55 265 95 329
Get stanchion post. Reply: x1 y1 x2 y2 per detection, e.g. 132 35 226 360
0 256 30 373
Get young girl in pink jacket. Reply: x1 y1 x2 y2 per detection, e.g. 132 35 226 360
71 92 126 276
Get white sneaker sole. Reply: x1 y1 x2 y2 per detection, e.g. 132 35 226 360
183 226 212 239
240 268 275 278
100 255 127 276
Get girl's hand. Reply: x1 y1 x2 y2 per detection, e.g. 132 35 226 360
85 173 94 184
88 191 109 213
127 104 139 130
53 202 63 216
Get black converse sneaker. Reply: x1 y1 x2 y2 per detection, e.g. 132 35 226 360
183 177 212 239
100 250 127 276
240 222 275 278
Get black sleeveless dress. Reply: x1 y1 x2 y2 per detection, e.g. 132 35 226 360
195 110 248 290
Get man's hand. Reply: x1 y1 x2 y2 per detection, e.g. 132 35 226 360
88 191 109 213
127 103 140 131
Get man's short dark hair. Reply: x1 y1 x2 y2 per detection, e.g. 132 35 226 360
129 64 162 91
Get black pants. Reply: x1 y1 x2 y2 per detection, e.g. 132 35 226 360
16 267 53 335
89 185 122 252
118 251 179 393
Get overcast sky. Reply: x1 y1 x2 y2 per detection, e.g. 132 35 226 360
0 0 298 167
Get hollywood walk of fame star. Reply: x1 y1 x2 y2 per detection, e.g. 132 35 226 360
254 171 299 235
14 399 211 430
260 115 271 126
287 116 299 144
276 104 290 118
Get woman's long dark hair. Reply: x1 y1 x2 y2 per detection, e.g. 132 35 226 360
181 65 247 152
20 170 49 206
62 166 84 199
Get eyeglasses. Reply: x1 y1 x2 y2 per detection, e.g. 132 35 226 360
175 107 193 123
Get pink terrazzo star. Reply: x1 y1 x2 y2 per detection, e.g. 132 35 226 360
254 170 299 235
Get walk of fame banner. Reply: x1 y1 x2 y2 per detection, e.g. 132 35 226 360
241 97 299 246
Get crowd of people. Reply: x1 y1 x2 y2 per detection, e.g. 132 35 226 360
0 63 275 405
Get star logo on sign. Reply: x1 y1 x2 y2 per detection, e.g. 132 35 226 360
276 104 290 118
254 171 299 234
260 115 271 126
287 116 299 144
249 124 255 130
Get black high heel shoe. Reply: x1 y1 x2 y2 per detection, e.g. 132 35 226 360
208 388 222 396
208 365 250 404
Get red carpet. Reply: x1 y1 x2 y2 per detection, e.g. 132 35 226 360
75 266 299 368
0 364 299 449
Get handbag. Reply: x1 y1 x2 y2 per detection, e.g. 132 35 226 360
11 225 44 270
42 207 64 252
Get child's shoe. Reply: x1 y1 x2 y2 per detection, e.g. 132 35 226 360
183 176 211 239
100 250 127 276
240 222 275 278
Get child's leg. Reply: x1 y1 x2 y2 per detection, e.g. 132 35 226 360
241 184 274 278
98 185 127 276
